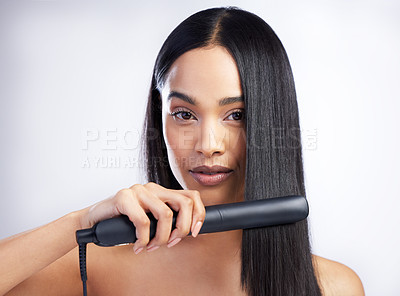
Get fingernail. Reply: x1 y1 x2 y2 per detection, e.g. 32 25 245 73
146 245 160 252
192 221 202 237
167 237 181 248
167 229 178 244
134 247 143 255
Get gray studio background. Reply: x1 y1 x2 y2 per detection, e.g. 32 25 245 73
1 0 399 295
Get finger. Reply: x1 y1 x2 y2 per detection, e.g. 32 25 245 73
161 192 194 243
135 186 174 250
146 184 205 238
114 189 150 252
180 190 206 237
144 183 194 241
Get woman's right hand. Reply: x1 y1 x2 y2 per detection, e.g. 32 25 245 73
1 182 205 295
78 182 206 254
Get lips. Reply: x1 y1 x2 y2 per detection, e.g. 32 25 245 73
189 165 233 186
190 165 233 174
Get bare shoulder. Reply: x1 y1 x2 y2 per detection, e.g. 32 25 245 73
312 254 365 296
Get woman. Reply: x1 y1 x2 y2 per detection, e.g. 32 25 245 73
0 6 364 296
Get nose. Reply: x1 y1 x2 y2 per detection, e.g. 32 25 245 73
194 119 226 158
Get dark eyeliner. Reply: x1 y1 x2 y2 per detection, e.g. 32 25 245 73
169 108 196 120
226 109 245 121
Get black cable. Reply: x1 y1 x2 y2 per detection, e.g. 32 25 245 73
78 243 88 296
82 281 87 296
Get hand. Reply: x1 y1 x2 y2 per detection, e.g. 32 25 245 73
78 182 206 254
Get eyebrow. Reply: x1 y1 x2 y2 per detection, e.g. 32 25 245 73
167 91 244 106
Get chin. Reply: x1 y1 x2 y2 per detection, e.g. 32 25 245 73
184 179 240 206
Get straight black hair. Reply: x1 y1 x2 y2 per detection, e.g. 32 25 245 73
140 6 322 296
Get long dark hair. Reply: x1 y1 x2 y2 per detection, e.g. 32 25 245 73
139 6 321 296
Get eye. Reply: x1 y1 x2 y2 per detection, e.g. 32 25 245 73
169 108 245 122
226 110 245 121
170 109 196 121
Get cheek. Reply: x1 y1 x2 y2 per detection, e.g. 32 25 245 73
163 118 196 170
230 128 246 155
231 128 247 174
163 119 196 151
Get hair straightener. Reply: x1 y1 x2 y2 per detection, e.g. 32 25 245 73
75 195 309 296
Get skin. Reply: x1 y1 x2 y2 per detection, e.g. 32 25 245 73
1 45 365 296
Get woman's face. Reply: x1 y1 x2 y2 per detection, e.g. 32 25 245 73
160 45 246 206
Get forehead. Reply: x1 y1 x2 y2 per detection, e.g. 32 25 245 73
160 46 243 106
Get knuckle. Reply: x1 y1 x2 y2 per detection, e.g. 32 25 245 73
116 188 130 197
190 190 201 199
160 207 173 219
152 236 163 245
183 197 194 207
180 224 191 235
130 183 144 192
144 182 158 189
138 237 149 246
138 216 151 227
115 188 130 203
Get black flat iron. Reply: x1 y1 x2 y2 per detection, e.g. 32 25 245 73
76 195 309 295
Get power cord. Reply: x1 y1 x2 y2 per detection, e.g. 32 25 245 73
76 228 95 296
78 243 87 296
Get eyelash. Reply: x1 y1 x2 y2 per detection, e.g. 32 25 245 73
169 108 245 122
